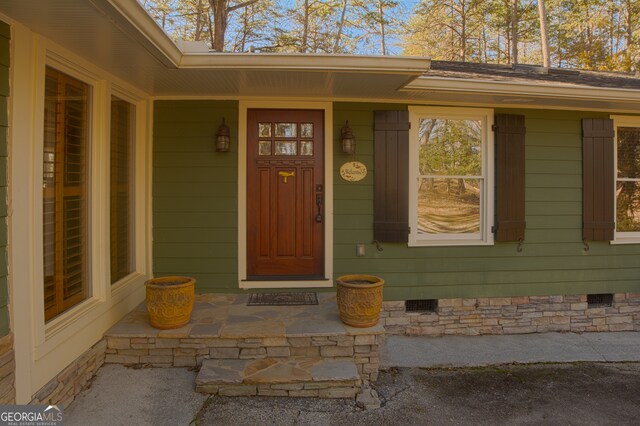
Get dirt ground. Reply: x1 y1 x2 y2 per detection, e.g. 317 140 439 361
195 362 640 426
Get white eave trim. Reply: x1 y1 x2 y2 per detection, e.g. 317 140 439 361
107 0 182 66
403 76 640 103
180 53 431 73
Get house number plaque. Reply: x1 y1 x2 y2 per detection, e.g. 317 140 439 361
340 161 367 182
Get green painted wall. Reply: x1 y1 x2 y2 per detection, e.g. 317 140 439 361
153 99 640 300
153 100 239 292
0 21 8 335
334 102 640 300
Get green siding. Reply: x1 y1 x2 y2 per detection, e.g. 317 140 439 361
0 21 8 335
153 100 238 292
334 103 640 300
153 99 640 300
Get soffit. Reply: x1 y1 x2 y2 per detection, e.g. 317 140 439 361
0 0 428 99
1 0 639 112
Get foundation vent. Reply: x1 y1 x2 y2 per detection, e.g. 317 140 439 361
405 299 438 313
587 293 613 308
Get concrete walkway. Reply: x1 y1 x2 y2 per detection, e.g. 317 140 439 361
380 331 640 368
65 331 640 426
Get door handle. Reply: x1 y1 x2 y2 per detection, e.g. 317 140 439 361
315 193 323 223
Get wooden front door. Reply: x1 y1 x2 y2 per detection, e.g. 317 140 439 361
247 109 324 279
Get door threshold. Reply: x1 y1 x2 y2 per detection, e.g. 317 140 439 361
240 278 332 290
246 275 326 281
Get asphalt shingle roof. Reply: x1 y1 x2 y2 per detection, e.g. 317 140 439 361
427 61 640 90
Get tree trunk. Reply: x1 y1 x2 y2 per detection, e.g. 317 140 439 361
210 0 260 52
624 0 633 71
208 10 215 47
460 0 466 61
333 0 348 53
538 0 550 67
195 0 205 40
301 0 309 53
240 4 249 52
379 0 386 55
211 0 227 51
458 178 466 194
511 0 518 65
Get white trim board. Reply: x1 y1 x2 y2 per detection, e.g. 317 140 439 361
8 23 153 403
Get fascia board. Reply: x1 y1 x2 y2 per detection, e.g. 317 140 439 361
105 0 182 67
179 53 431 74
403 76 640 103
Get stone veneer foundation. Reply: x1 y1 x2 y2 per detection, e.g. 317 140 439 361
30 339 106 407
18 292 639 405
381 293 640 336
105 334 381 383
0 334 15 404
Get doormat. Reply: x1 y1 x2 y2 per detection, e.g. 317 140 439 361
247 292 318 306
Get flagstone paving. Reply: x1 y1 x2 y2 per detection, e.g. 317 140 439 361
107 293 384 338
104 292 384 395
195 357 361 397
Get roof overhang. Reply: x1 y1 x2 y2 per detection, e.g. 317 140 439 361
402 76 640 112
0 0 639 112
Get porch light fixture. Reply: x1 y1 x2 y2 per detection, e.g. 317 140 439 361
216 117 230 152
341 121 356 155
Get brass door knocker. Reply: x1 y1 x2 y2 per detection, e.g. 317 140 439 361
278 171 295 183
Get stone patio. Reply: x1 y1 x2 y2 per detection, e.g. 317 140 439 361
104 293 384 398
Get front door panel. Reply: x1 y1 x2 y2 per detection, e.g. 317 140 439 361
247 109 324 279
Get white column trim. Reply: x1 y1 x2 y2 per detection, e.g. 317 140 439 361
9 22 38 404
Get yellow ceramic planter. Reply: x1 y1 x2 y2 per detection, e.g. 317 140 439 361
145 276 195 329
336 274 384 328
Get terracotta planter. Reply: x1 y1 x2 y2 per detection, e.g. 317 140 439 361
336 274 384 328
145 276 195 329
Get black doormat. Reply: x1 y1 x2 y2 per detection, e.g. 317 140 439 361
247 292 318 306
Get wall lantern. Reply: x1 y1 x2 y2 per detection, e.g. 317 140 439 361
216 117 230 152
341 121 356 155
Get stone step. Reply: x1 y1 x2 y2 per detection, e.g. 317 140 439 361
195 357 362 398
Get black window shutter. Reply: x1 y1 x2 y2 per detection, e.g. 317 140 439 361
494 114 526 242
374 110 410 243
582 118 615 241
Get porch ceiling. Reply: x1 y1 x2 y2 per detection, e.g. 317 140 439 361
2 0 640 112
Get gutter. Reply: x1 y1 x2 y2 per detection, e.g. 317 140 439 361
179 53 430 74
403 76 640 104
105 0 182 67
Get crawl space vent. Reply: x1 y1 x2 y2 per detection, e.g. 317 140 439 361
587 293 613 308
405 299 438 313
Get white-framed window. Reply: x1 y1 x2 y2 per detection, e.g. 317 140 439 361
612 115 640 243
110 94 136 284
36 51 150 331
11 26 151 403
408 106 494 246
42 65 92 321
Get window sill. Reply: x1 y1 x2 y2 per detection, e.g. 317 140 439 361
112 272 148 298
44 297 103 342
39 273 148 358
610 238 640 245
409 239 494 247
